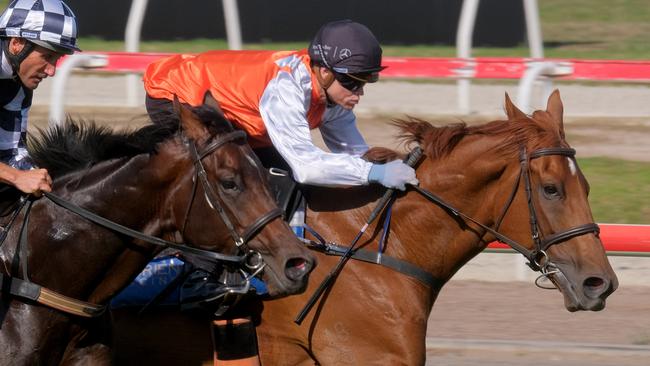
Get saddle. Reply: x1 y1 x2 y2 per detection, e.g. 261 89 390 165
266 168 303 221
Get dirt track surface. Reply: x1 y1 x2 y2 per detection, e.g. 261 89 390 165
426 280 650 365
30 79 650 365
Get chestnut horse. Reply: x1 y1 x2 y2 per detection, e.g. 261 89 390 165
111 91 617 365
0 96 314 365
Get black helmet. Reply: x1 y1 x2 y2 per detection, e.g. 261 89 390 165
309 20 385 79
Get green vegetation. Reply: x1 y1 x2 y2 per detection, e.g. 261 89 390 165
579 158 650 224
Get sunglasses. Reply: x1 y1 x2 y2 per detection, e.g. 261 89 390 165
334 72 373 92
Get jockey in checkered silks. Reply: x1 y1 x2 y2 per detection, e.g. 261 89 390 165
0 0 80 195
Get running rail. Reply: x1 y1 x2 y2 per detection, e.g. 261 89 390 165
487 223 650 257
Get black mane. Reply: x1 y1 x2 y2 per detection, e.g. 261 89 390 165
28 118 177 178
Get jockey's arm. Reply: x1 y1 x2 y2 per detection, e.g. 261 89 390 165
318 107 369 156
259 71 372 187
0 162 52 194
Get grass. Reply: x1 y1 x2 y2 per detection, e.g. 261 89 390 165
579 158 650 224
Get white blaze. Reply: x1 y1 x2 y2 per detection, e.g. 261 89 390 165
567 157 577 176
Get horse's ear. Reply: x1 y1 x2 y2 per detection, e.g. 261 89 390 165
202 90 225 117
545 89 564 131
175 95 209 141
172 95 182 115
504 92 527 120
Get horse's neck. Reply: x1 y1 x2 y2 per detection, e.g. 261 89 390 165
56 153 173 227
31 152 181 302
410 141 515 277
305 139 512 288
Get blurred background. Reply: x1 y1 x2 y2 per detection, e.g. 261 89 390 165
6 0 649 364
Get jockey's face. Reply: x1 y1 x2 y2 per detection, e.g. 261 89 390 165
318 67 364 110
10 38 63 90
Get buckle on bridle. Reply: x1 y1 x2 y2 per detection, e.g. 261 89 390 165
528 250 561 289
245 250 265 271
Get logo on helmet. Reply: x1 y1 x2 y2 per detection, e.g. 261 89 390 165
339 48 352 60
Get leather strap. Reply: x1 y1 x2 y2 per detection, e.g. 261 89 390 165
315 241 443 289
43 192 246 264
0 273 105 317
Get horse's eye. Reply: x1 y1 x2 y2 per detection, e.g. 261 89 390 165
221 180 238 191
543 184 559 197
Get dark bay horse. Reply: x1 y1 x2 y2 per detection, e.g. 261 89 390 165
0 96 314 365
112 91 618 365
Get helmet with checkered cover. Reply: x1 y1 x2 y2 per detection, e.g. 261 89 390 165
0 0 80 74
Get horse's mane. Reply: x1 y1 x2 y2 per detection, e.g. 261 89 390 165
28 117 177 178
388 112 565 160
28 103 236 178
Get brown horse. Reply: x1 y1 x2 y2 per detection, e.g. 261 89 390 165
0 95 314 365
111 91 618 365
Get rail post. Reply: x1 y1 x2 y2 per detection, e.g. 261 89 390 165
516 61 573 113
49 54 109 125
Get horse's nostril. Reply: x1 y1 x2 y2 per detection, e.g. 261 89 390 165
583 276 607 298
285 257 311 281
584 276 604 288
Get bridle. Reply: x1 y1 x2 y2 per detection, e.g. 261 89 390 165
411 146 600 282
183 130 282 266
0 129 282 317
297 145 602 323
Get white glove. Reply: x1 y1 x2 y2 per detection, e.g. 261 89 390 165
368 160 419 191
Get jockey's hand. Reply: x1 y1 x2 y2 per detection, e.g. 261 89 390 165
13 168 53 196
368 160 419 191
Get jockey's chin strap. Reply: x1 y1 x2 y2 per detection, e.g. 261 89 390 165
2 38 34 80
313 66 337 107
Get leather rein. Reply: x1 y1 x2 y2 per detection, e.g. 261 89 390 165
0 130 282 317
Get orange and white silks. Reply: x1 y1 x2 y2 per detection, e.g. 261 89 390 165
144 50 373 187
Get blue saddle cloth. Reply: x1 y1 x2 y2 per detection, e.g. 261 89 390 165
111 256 185 309
111 256 269 309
